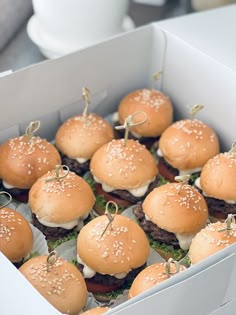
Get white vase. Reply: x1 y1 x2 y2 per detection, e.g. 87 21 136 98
32 0 129 49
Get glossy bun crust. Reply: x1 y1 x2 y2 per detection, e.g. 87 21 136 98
200 152 236 201
159 119 219 170
118 89 173 137
189 221 236 264
29 170 95 223
90 139 158 189
0 207 33 262
0 136 61 189
55 113 114 159
19 256 87 315
77 214 150 275
143 182 208 234
129 262 186 299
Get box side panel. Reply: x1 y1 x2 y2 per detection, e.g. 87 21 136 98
157 5 236 72
0 253 61 315
160 31 236 150
0 26 154 132
210 299 236 315
107 254 235 315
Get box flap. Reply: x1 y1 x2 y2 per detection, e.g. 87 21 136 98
210 299 236 315
157 4 236 72
107 253 235 315
0 253 61 315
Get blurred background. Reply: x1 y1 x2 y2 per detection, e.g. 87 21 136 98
0 0 235 72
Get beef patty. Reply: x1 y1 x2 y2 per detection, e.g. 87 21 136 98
97 176 160 204
60 153 90 176
133 204 179 248
205 196 236 220
77 262 146 288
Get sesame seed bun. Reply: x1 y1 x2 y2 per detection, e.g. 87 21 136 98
0 136 61 189
0 207 33 262
159 119 220 171
118 89 173 137
143 183 208 234
29 170 95 224
19 256 87 315
128 262 186 299
189 221 236 264
200 152 236 201
80 307 110 315
90 139 158 190
55 113 114 159
77 214 150 275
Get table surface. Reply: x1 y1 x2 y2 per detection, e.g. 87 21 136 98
0 0 192 73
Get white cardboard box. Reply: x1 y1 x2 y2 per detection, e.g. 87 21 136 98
0 5 236 315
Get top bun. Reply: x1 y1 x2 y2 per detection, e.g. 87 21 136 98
118 89 173 137
128 262 186 299
143 182 208 234
77 214 150 275
80 307 110 315
0 207 33 262
159 119 220 170
55 113 114 159
200 152 236 201
189 221 236 264
29 169 95 223
90 139 158 189
19 255 87 315
0 136 61 189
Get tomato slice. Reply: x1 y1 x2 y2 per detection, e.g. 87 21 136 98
85 278 123 293
95 183 132 208
158 159 177 182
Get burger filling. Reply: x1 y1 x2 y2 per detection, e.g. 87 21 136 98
32 213 89 249
195 178 236 220
86 173 160 214
157 151 201 184
77 254 146 294
60 153 90 176
113 120 159 149
93 175 159 200
133 204 188 260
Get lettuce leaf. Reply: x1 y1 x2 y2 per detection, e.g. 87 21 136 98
47 230 78 251
147 234 187 261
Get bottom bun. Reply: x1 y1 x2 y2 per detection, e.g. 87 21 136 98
81 307 110 315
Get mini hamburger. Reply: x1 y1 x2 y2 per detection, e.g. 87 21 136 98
133 180 208 260
0 121 61 202
157 118 220 182
55 113 114 176
81 307 110 315
19 254 87 315
195 149 236 221
114 88 173 148
77 213 150 301
128 260 186 299
29 165 95 249
0 206 33 267
89 138 158 215
189 219 236 264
